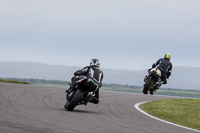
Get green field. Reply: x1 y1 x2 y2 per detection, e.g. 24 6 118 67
101 85 200 99
3 78 200 99
0 78 30 85
2 78 200 98
141 99 200 130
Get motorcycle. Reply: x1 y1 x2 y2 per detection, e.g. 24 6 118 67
143 68 162 95
64 75 100 111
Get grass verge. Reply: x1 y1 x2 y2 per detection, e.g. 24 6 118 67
141 98 200 130
0 78 30 85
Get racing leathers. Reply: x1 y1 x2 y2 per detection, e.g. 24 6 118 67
152 58 172 84
67 66 103 104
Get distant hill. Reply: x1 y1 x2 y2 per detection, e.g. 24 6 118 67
0 61 199 90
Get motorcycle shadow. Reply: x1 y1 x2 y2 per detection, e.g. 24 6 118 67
72 109 98 114
62 108 99 114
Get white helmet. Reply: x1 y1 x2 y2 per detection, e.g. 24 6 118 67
90 58 100 68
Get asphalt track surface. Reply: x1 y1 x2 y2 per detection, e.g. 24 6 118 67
0 83 198 133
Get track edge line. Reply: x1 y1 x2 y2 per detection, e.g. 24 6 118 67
134 101 200 133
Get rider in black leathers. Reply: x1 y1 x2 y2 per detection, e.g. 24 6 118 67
66 58 103 104
151 53 172 85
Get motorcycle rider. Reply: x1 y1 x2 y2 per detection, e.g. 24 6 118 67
66 58 103 104
146 53 172 87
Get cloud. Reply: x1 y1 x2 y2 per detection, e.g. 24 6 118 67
0 0 200 70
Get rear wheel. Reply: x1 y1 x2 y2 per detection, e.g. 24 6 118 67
150 89 156 95
65 89 83 111
143 79 154 94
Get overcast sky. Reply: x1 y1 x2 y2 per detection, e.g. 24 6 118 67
0 0 200 70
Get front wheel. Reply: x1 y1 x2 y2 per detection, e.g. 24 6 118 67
143 78 154 94
65 89 83 111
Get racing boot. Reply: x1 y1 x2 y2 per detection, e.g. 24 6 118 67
65 88 73 93
144 75 148 82
65 86 75 93
157 81 163 89
65 81 76 93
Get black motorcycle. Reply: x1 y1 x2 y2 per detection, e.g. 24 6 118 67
143 68 162 95
64 75 100 111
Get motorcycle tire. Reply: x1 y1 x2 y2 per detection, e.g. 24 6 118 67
143 78 154 94
150 89 156 95
65 89 83 111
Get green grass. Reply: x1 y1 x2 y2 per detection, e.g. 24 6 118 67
154 89 200 98
31 82 200 98
0 78 30 85
141 99 200 130
3 78 200 98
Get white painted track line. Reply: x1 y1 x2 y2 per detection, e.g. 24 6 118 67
134 101 200 133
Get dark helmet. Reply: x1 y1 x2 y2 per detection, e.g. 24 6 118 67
90 58 100 68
